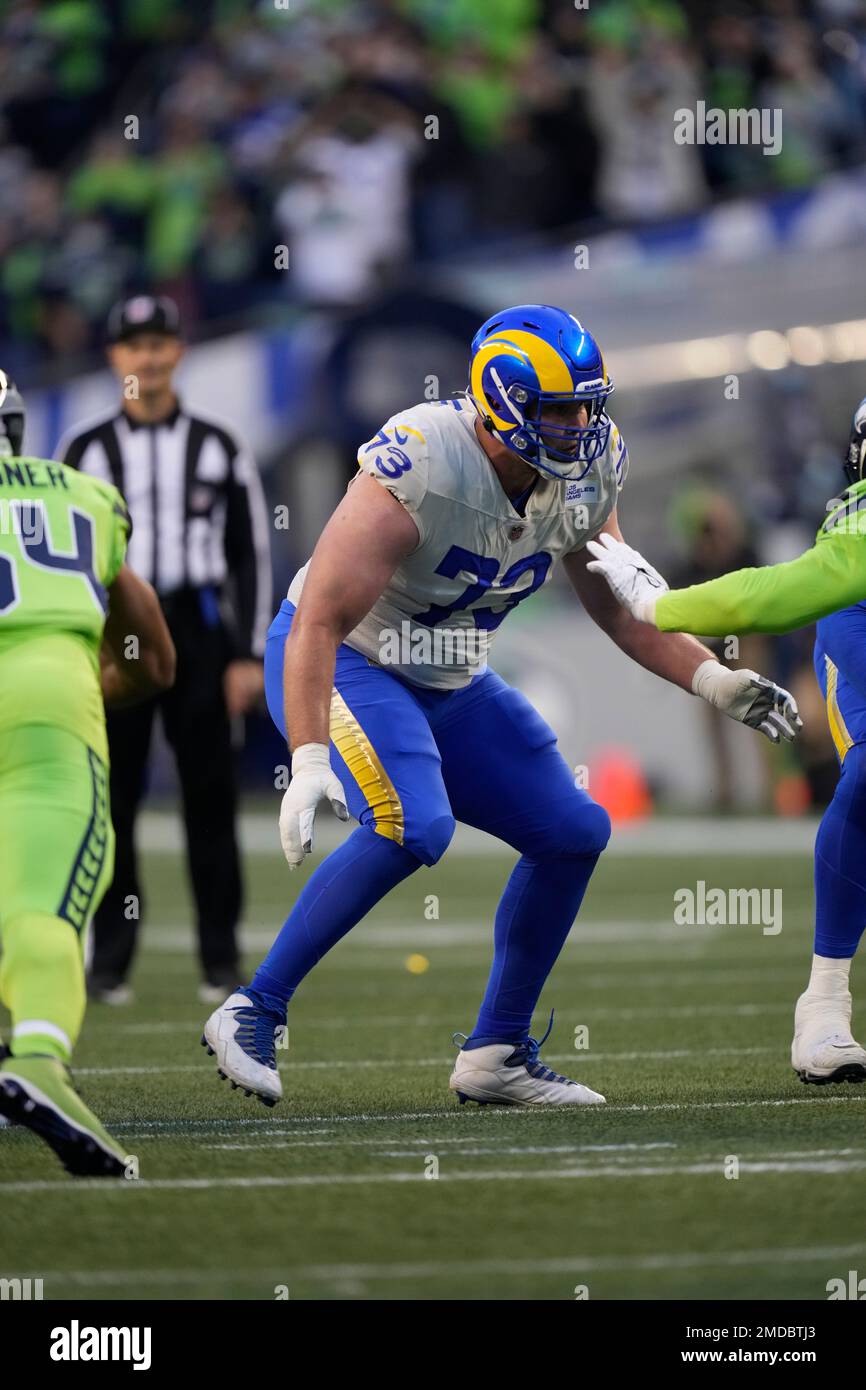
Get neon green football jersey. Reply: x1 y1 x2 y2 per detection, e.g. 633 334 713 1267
655 479 866 637
0 455 130 759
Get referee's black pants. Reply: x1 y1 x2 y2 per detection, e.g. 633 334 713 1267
90 588 243 988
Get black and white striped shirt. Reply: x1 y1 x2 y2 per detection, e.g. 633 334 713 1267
58 401 271 658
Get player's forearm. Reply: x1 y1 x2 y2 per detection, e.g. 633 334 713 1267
608 607 715 692
103 567 176 700
655 568 788 636
101 665 144 707
283 617 338 752
655 538 866 636
100 651 172 707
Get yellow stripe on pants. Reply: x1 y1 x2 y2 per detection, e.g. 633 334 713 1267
329 689 405 844
825 655 855 764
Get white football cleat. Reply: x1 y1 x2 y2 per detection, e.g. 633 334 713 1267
201 991 283 1107
449 1034 605 1107
791 988 866 1085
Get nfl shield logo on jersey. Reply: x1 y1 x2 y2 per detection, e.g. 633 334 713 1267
508 524 525 541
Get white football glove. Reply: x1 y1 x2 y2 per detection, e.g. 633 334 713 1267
279 742 349 869
585 533 668 624
692 659 802 743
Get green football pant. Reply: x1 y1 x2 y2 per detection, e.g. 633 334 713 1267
0 724 113 1060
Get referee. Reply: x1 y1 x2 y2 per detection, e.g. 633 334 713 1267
58 295 272 1003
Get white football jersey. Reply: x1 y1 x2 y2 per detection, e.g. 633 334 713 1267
288 397 628 689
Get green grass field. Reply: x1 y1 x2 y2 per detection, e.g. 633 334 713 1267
2 832 866 1301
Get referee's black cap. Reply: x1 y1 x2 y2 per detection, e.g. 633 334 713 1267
107 295 181 344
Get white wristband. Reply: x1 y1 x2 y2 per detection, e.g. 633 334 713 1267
636 593 659 626
691 658 730 707
290 742 331 775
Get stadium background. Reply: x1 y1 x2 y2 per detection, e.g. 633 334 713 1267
5 0 866 1307
4 0 866 812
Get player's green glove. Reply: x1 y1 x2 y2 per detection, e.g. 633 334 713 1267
692 660 803 744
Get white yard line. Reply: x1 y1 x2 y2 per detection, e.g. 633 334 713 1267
3 1157 866 1195
125 959 812 992
144 920 797 950
19 1240 866 1289
71 1046 786 1077
202 1140 679 1154
139 811 822 857
95 1002 796 1036
99 1093 864 1136
141 920 814 952
18 1241 866 1288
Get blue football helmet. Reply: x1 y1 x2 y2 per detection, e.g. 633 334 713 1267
468 304 614 481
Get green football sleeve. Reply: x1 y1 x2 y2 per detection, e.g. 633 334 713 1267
106 492 132 586
655 533 866 636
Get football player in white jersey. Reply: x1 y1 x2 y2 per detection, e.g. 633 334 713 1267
203 304 800 1108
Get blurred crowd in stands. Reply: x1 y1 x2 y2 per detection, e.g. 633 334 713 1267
2 0 866 377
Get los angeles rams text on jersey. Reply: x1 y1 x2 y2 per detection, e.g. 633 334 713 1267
288 397 628 689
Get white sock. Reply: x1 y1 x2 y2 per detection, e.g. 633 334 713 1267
806 954 852 998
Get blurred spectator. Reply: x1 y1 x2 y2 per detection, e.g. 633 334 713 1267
275 88 419 307
147 115 227 280
68 132 154 248
586 11 709 220
193 182 279 319
668 485 773 809
759 22 853 185
702 8 771 190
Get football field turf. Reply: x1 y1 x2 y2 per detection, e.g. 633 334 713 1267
2 827 866 1301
